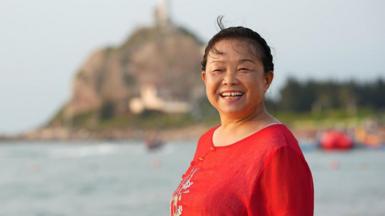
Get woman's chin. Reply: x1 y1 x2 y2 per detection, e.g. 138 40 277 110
218 106 248 116
217 96 245 108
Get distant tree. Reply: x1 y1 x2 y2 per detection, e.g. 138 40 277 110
279 78 316 112
275 77 385 113
369 79 385 109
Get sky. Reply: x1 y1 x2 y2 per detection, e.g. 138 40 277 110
1 0 384 134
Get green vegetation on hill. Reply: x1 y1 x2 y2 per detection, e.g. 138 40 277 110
48 97 219 131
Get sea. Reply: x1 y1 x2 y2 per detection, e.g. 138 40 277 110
0 141 384 216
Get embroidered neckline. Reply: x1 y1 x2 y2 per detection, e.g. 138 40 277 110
211 123 284 149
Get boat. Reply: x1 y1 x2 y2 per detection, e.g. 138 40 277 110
145 136 165 151
318 130 354 151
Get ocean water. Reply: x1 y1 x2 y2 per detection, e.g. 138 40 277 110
0 141 384 216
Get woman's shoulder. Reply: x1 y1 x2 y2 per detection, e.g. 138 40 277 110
255 123 302 153
254 123 291 139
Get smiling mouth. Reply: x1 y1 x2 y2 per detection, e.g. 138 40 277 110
219 91 244 98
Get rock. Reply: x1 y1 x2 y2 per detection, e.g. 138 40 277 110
49 19 204 128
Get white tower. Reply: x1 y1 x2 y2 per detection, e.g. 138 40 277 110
154 0 171 27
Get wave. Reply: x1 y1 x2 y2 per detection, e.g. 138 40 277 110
49 144 120 158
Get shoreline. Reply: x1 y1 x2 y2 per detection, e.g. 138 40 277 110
0 125 318 144
0 125 210 143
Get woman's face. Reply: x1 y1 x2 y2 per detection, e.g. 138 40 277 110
202 39 273 119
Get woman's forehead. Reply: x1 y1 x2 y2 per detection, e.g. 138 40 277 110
208 39 260 62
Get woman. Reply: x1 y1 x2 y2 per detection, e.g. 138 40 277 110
171 19 314 216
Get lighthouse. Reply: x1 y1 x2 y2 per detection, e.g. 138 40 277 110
154 0 172 27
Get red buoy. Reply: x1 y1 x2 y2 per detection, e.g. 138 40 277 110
320 130 353 151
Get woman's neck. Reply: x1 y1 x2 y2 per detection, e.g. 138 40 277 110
212 107 280 147
219 107 276 130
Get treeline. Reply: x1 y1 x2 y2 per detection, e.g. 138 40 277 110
267 78 385 113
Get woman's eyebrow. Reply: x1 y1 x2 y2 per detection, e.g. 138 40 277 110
209 60 225 64
239 59 255 64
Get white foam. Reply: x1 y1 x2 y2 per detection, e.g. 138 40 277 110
49 144 119 158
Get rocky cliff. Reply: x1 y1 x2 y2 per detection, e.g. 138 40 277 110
48 22 205 129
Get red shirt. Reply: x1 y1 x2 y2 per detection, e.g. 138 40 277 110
171 124 314 216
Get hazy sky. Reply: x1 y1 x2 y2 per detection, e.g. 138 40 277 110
1 0 384 134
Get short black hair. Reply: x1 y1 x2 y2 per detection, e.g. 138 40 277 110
201 16 274 73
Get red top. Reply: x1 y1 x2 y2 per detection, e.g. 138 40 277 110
171 124 314 216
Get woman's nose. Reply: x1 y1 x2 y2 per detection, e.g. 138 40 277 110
222 70 238 85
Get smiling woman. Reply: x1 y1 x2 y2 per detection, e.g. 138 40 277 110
170 17 314 216
202 39 271 130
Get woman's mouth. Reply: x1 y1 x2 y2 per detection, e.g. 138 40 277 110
219 91 244 99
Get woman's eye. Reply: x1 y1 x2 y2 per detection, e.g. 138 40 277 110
239 68 251 73
212 68 224 73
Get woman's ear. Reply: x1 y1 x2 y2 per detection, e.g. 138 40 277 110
264 71 274 90
201 71 206 82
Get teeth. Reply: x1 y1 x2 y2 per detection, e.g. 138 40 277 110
221 92 243 97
